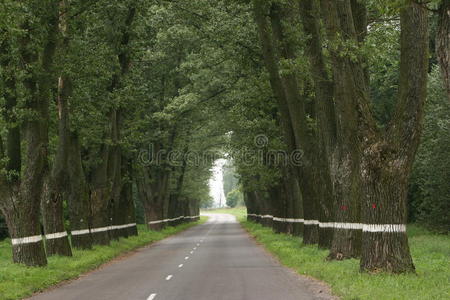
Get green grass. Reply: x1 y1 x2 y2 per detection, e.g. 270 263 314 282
205 207 450 300
0 218 206 300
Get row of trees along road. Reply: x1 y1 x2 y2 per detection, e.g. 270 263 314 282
0 0 448 274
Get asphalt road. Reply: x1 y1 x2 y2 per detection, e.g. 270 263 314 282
29 214 335 300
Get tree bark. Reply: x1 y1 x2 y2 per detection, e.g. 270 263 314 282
0 19 48 266
122 158 138 237
299 0 337 250
89 160 112 245
320 0 364 259
40 2 72 257
51 0 93 250
136 165 169 231
437 0 450 101
253 0 317 241
360 1 428 273
270 2 324 244
68 132 93 249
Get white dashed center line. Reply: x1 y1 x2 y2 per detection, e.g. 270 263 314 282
147 293 157 300
166 275 173 281
193 247 197 250
185 256 189 260
196 243 200 246
178 264 183 268
190 251 194 254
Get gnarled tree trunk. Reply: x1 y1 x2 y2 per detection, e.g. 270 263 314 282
360 1 428 273
0 17 50 266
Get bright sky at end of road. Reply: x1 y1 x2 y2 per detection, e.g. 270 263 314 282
209 159 227 208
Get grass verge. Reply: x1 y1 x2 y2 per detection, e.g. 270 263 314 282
0 217 206 300
205 207 450 300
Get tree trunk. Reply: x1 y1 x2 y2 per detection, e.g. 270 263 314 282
437 0 450 101
360 165 415 273
89 144 112 245
68 133 93 249
40 5 72 256
286 168 304 236
269 184 287 234
89 182 111 245
253 1 312 239
0 17 50 266
136 166 168 231
300 170 320 244
360 1 428 273
41 177 72 256
2 203 47 266
299 0 336 249
122 158 138 237
320 0 364 259
109 110 123 240
244 190 257 222
0 83 48 266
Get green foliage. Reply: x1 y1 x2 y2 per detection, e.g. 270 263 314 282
365 19 401 125
410 67 450 233
222 159 239 196
226 188 244 208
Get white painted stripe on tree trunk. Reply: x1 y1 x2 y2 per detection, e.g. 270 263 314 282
318 222 335 228
304 220 320 225
273 217 304 223
261 215 273 219
11 235 43 246
90 226 110 233
147 293 157 300
11 222 141 246
335 223 363 230
318 222 364 230
148 220 166 224
363 224 406 232
289 218 305 223
45 231 68 240
249 215 407 233
110 223 137 230
71 229 90 236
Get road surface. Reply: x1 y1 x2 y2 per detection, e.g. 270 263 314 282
29 214 335 300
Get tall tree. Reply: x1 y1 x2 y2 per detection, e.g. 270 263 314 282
436 0 449 100
252 0 318 243
40 0 73 257
0 1 54 266
317 0 428 272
